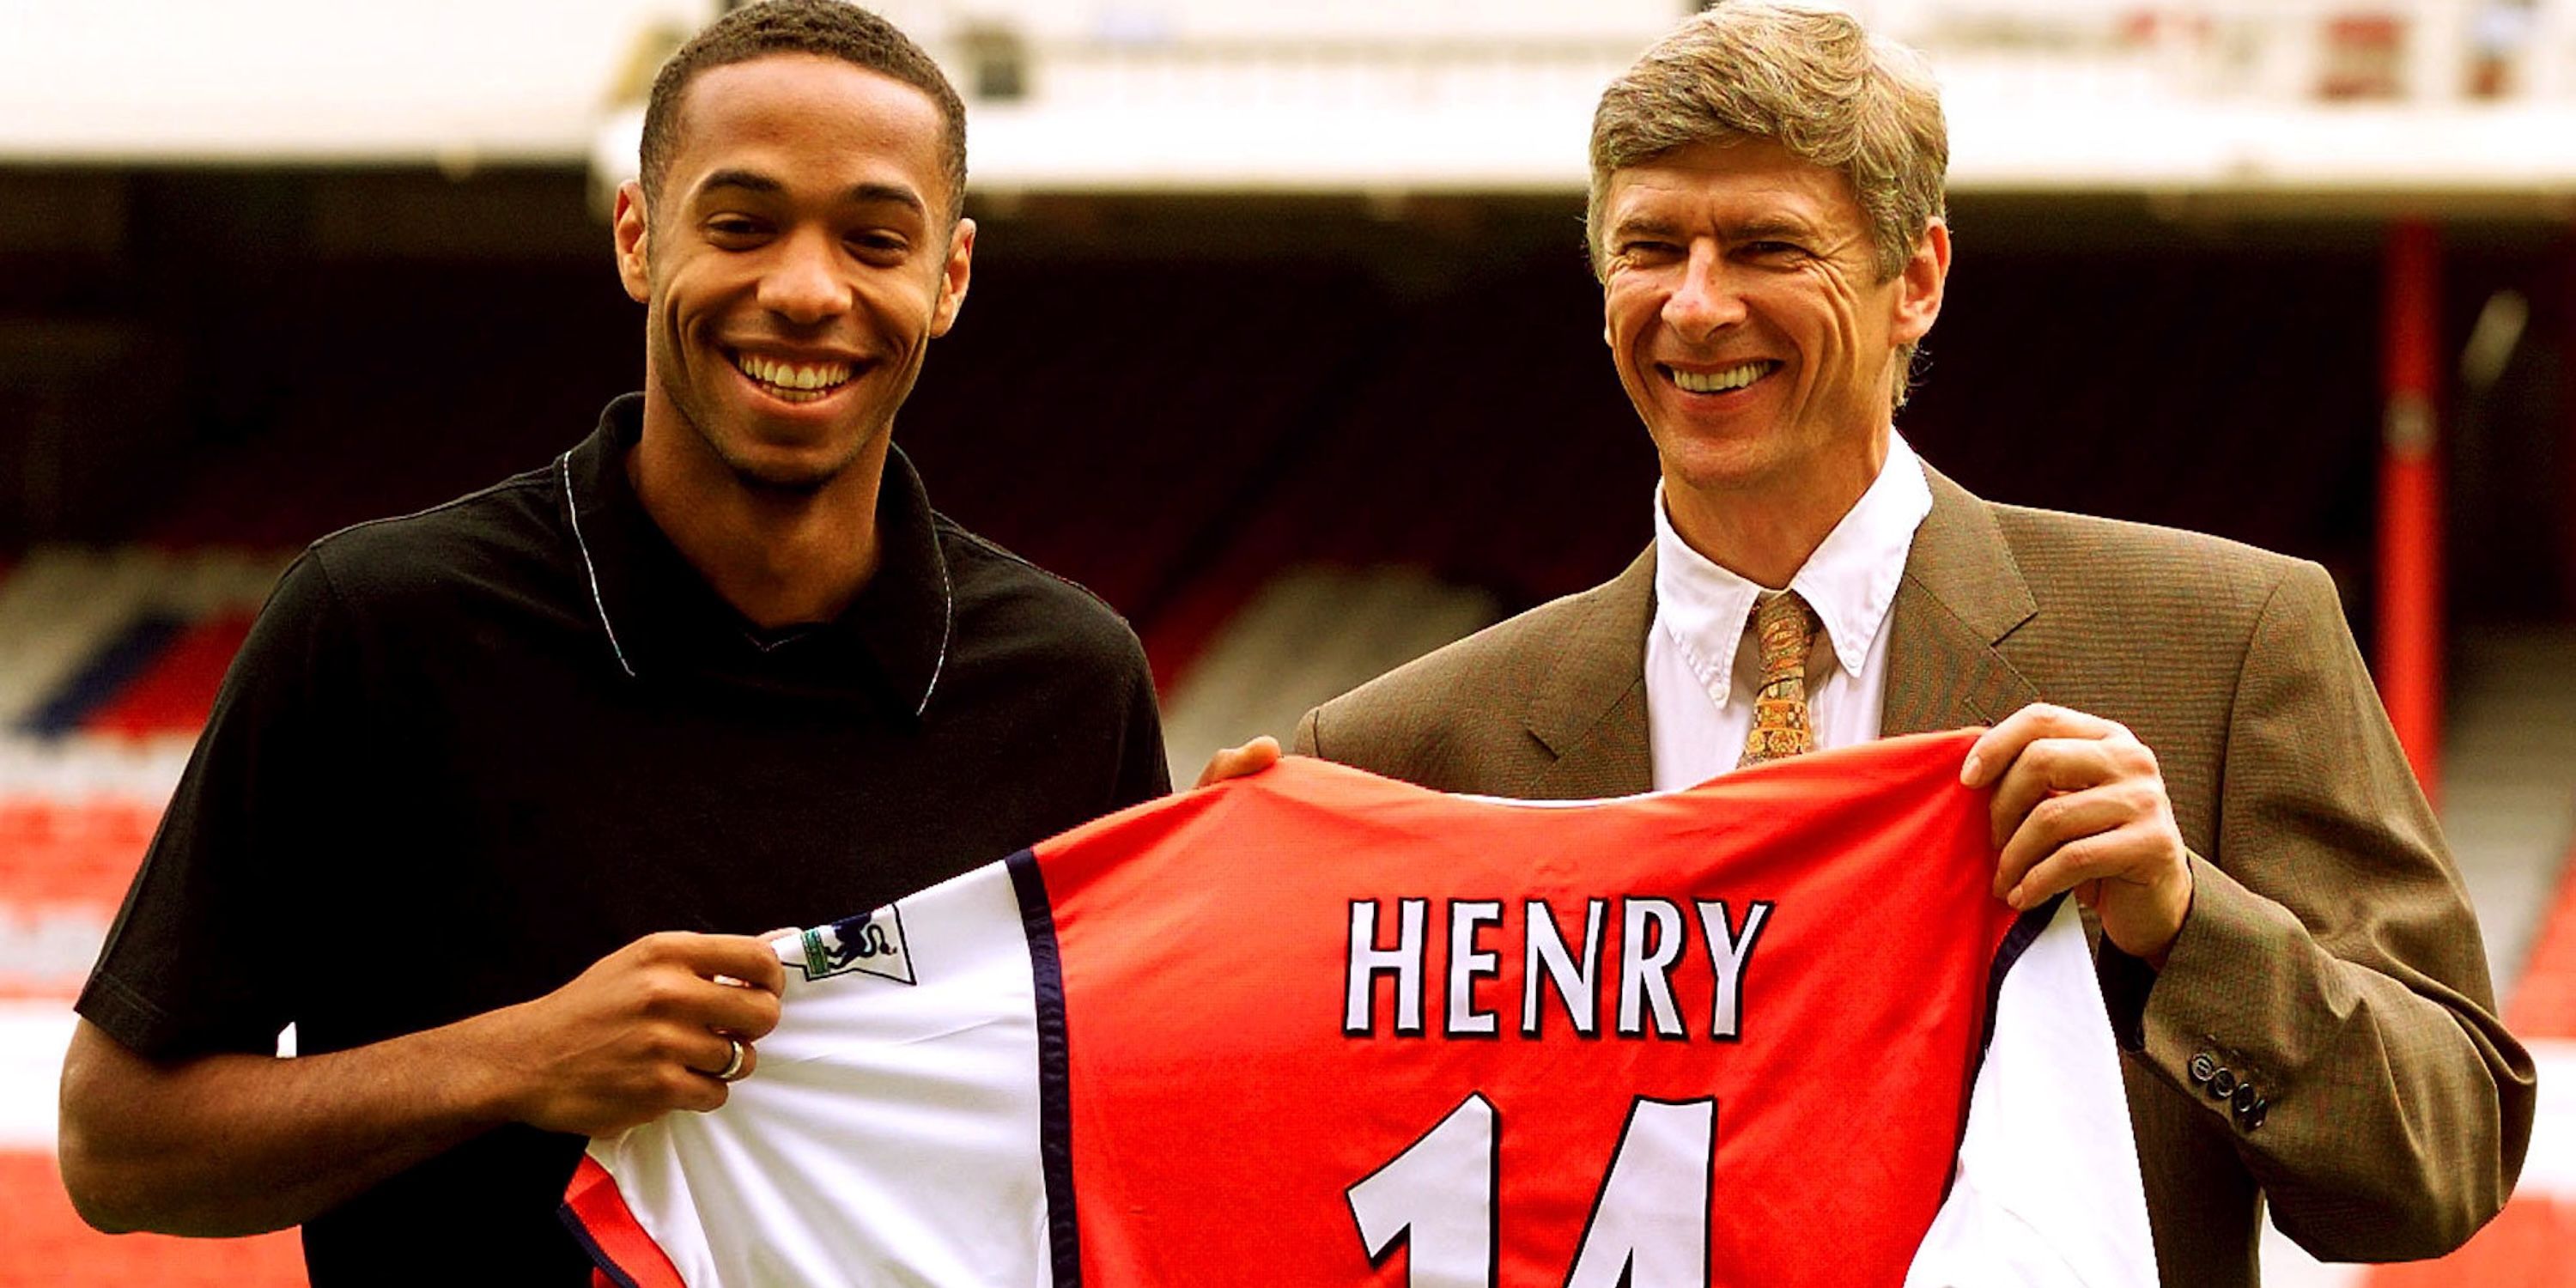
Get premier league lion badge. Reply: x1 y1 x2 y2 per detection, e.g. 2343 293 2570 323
797 907 914 985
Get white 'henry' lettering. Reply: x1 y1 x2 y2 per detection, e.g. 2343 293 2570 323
1342 896 1773 1041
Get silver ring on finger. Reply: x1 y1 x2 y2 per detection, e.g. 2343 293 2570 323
714 1036 750 1083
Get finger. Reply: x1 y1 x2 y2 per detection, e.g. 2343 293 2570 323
632 932 781 991
1961 703 2122 787
640 969 785 1037
2008 820 2168 908
690 977 784 1039
715 930 804 988
1993 785 2145 899
1987 737 2124 848
669 1065 731 1115
660 933 790 994
1194 735 1283 789
690 1035 757 1084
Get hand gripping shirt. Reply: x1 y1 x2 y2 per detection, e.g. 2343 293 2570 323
564 730 2155 1287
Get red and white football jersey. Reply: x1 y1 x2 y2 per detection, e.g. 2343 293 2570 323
564 730 2154 1286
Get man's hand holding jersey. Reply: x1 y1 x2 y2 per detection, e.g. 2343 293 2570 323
469 931 786 1136
1194 735 1283 789
59 929 785 1236
1962 702 2194 969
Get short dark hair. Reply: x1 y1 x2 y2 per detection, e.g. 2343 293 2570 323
639 0 968 221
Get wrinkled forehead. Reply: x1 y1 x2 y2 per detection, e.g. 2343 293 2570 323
1602 139 1860 225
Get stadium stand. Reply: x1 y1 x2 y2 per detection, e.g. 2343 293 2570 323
5 3 2576 1284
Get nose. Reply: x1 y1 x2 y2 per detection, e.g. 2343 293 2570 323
756 228 850 325
1663 240 1745 340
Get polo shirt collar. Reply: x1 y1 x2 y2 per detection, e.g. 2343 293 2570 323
1651 430 1932 707
556 394 953 714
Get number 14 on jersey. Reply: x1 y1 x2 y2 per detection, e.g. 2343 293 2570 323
1346 1092 1717 1287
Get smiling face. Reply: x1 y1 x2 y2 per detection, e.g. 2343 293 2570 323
613 53 972 495
1600 137 1945 526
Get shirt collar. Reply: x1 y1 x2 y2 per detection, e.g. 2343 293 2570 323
556 393 953 715
1651 431 1933 706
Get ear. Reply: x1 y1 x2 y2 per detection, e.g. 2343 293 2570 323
928 216 976 338
611 180 652 304
1889 218 1950 347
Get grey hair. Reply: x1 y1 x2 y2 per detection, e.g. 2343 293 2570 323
1586 1 1947 283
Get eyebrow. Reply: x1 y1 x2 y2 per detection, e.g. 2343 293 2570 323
1608 215 1685 242
696 169 927 217
1728 216 1819 243
1607 213 1820 245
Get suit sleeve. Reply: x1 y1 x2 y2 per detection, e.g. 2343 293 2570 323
1291 707 1323 759
2104 559 2536 1259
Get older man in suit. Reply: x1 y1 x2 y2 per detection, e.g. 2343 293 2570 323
1293 4 2532 1284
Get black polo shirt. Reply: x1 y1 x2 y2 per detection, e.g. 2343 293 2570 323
78 394 1170 1283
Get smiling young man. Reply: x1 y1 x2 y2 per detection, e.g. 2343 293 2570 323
56 3 1170 1281
1296 3 2530 1284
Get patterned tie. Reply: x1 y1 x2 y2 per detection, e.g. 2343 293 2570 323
1740 590 1820 768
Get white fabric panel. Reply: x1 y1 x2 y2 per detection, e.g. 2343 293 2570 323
585 862 1051 1288
1905 898 2158 1287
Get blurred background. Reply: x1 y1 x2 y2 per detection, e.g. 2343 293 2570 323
2 0 2573 1282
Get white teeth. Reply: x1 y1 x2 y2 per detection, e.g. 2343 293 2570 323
1670 361 1772 394
732 353 853 394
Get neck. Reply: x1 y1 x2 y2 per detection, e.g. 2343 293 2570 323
627 414 889 631
1662 431 1891 589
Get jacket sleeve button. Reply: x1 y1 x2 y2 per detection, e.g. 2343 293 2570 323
2190 1052 2218 1084
2208 1067 2238 1098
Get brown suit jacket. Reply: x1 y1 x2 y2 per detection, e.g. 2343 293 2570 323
1295 465 2536 1287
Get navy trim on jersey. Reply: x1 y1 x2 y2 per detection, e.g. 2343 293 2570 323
1937 893 2066 1204
1008 848 1083 1287
1979 896 2065 1061
556 1207 646 1288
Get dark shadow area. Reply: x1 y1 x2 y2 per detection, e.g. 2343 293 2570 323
2 169 2567 660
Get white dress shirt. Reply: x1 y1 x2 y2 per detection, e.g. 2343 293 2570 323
1639 434 2154 1285
1645 432 1934 792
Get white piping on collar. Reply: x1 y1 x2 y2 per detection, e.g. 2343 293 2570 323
558 451 638 680
556 445 954 711
916 542 951 719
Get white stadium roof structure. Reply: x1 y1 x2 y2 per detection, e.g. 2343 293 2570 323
3 0 2576 216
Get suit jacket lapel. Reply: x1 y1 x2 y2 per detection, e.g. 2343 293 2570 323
1883 465 2042 735
1522 464 2034 793
1525 547 1656 798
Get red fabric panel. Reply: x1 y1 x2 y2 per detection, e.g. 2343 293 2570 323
562 1156 688 1288
1037 731 2011 1285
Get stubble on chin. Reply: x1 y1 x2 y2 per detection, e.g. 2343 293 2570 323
655 363 879 498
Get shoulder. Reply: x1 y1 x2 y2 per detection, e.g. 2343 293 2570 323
298 461 562 609
1984 500 2323 625
935 515 1151 677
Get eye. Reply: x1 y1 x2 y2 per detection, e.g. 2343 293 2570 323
1742 240 1807 262
704 216 769 246
847 230 912 260
1617 240 1682 264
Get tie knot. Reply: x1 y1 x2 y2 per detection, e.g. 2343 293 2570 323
1752 591 1817 680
